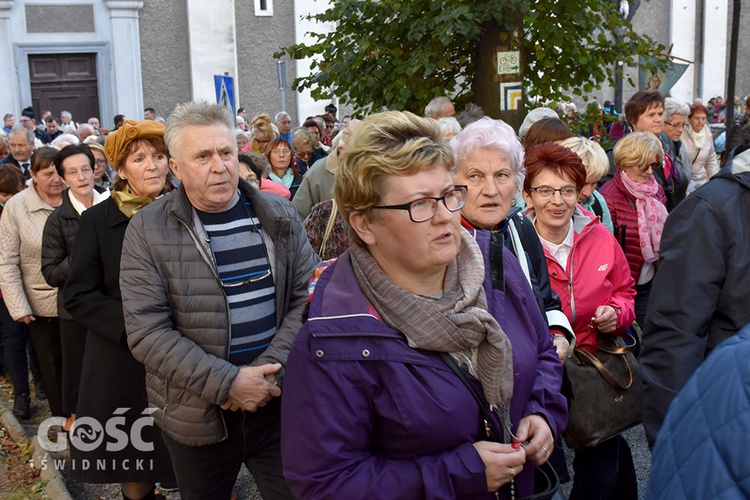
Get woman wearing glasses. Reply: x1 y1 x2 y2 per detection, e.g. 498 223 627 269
62 121 174 498
681 103 720 191
41 145 109 431
282 111 529 498
660 98 693 196
600 132 668 329
249 115 277 154
609 91 687 212
265 137 302 199
85 141 114 190
523 142 637 500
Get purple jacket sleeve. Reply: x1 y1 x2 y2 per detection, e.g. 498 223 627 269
499 249 567 438
281 329 491 500
522 294 568 438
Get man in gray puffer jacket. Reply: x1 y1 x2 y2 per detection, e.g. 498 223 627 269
120 102 319 499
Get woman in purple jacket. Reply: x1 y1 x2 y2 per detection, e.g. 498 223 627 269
281 111 565 499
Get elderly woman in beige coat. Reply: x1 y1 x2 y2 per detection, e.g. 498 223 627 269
0 146 65 418
682 102 720 192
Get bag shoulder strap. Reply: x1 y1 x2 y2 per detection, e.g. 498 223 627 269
441 352 561 500
590 195 604 218
571 348 634 390
318 199 338 258
439 352 501 442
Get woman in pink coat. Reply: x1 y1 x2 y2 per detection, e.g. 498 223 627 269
522 142 637 500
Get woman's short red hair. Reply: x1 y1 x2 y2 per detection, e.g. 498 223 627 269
523 142 586 191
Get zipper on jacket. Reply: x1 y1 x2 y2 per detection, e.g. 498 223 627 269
568 281 576 325
164 379 169 413
567 244 576 325
566 217 599 328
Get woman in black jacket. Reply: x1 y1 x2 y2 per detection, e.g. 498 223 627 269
63 121 174 499
41 144 109 431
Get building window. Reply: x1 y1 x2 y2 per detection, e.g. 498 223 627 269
255 0 273 17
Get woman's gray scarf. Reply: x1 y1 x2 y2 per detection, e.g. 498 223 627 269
349 228 514 441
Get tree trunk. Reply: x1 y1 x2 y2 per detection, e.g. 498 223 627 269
473 17 525 132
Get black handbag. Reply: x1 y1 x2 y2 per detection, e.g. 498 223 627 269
440 353 560 500
562 329 643 449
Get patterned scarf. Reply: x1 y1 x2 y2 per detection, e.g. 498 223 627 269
348 228 514 438
616 170 668 262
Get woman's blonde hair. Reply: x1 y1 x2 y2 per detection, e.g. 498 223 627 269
251 118 277 141
613 131 664 171
558 137 610 180
334 110 453 225
291 128 315 150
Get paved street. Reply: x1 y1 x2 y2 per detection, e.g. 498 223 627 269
65 426 650 499
561 426 651 499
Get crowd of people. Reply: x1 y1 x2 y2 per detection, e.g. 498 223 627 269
0 90 748 500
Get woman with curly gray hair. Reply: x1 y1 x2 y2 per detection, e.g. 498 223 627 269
451 117 573 360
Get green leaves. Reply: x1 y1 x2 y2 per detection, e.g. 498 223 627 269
278 0 670 116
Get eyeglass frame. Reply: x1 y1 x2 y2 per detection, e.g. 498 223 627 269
527 185 581 199
371 185 468 223
641 161 663 172
216 200 273 288
664 121 686 130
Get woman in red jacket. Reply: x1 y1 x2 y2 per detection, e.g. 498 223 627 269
522 142 636 500
599 131 668 328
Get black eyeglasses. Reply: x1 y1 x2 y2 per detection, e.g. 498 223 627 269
641 162 662 172
372 185 467 223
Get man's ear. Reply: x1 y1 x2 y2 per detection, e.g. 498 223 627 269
169 157 182 180
348 211 376 246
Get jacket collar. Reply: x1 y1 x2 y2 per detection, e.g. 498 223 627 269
25 183 58 213
524 205 596 239
714 154 750 192
730 147 750 177
307 252 402 339
167 178 278 235
56 189 79 219
104 196 130 228
311 251 372 318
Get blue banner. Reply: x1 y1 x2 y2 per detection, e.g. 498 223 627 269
639 56 690 94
